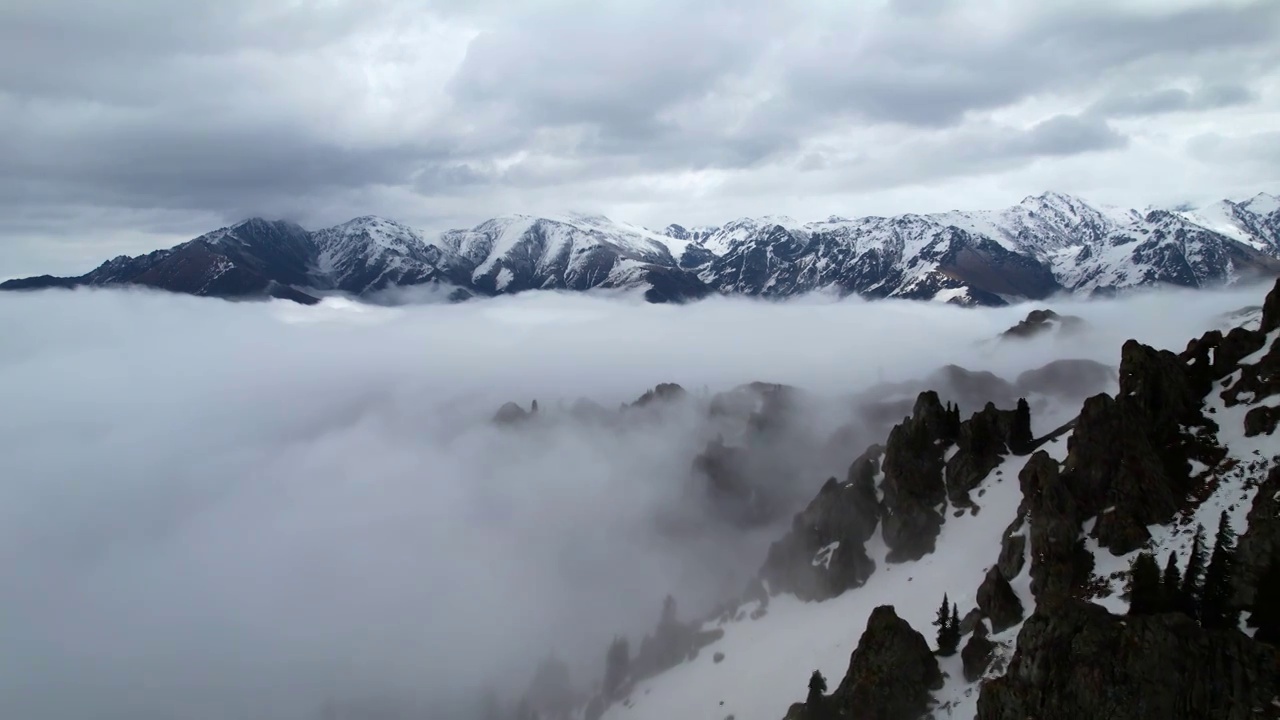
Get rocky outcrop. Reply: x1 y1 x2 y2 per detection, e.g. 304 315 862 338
961 622 996 683
1234 466 1280 608
760 446 882 601
880 393 959 562
799 606 942 720
944 400 1032 505
1018 452 1094 604
630 383 687 408
493 400 538 425
999 309 1086 341
976 567 1024 633
833 606 942 718
1061 339 1222 555
976 600 1280 720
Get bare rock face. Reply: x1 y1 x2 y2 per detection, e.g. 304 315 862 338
1017 451 1094 604
880 392 959 562
835 606 943 717
1234 466 1280 608
759 446 882 601
809 605 943 720
944 399 1032 505
999 309 1086 341
1061 339 1224 555
976 601 1280 720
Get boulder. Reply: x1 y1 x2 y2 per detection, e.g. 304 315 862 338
961 622 996 683
976 567 1024 633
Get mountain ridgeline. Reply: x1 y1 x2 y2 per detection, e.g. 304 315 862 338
6 192 1280 307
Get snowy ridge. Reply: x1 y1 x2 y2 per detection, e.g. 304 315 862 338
6 191 1280 306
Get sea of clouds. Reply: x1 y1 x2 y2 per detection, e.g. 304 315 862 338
0 282 1267 719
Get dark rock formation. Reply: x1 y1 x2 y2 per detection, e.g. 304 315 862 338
818 606 943 720
944 400 1032 505
880 393 958 562
961 622 996 683
996 530 1027 581
976 600 1280 720
999 309 1085 340
493 401 537 425
1234 466 1280 608
630 597 725 683
630 383 687 408
959 608 985 637
1245 405 1280 436
760 446 882 601
1062 339 1222 555
976 567 1024 633
1018 452 1094 603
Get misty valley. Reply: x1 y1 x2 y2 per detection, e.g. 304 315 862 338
3 281 1280 720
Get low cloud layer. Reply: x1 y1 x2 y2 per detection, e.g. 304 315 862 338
0 283 1270 719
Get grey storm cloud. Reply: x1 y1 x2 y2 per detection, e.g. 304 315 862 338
0 0 1278 267
1089 83 1257 117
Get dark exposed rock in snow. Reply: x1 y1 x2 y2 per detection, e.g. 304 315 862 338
759 446 882 601
829 606 943 719
879 392 958 562
976 567 1024 634
999 309 1086 341
1234 466 1280 609
976 601 1280 720
787 606 942 720
961 621 996 683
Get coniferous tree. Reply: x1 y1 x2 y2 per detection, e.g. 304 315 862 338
933 594 951 651
603 636 630 699
1127 552 1162 615
937 602 961 656
1201 511 1239 630
1180 524 1208 619
1161 551 1182 612
807 670 827 706
1250 558 1280 645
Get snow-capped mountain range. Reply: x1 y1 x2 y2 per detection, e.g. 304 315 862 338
6 192 1280 307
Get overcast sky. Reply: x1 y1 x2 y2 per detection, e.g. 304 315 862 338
3 0 1279 274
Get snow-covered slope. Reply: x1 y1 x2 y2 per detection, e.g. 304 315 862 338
6 192 1280 306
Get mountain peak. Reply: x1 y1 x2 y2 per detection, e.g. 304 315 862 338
1242 192 1280 216
1019 190 1084 208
